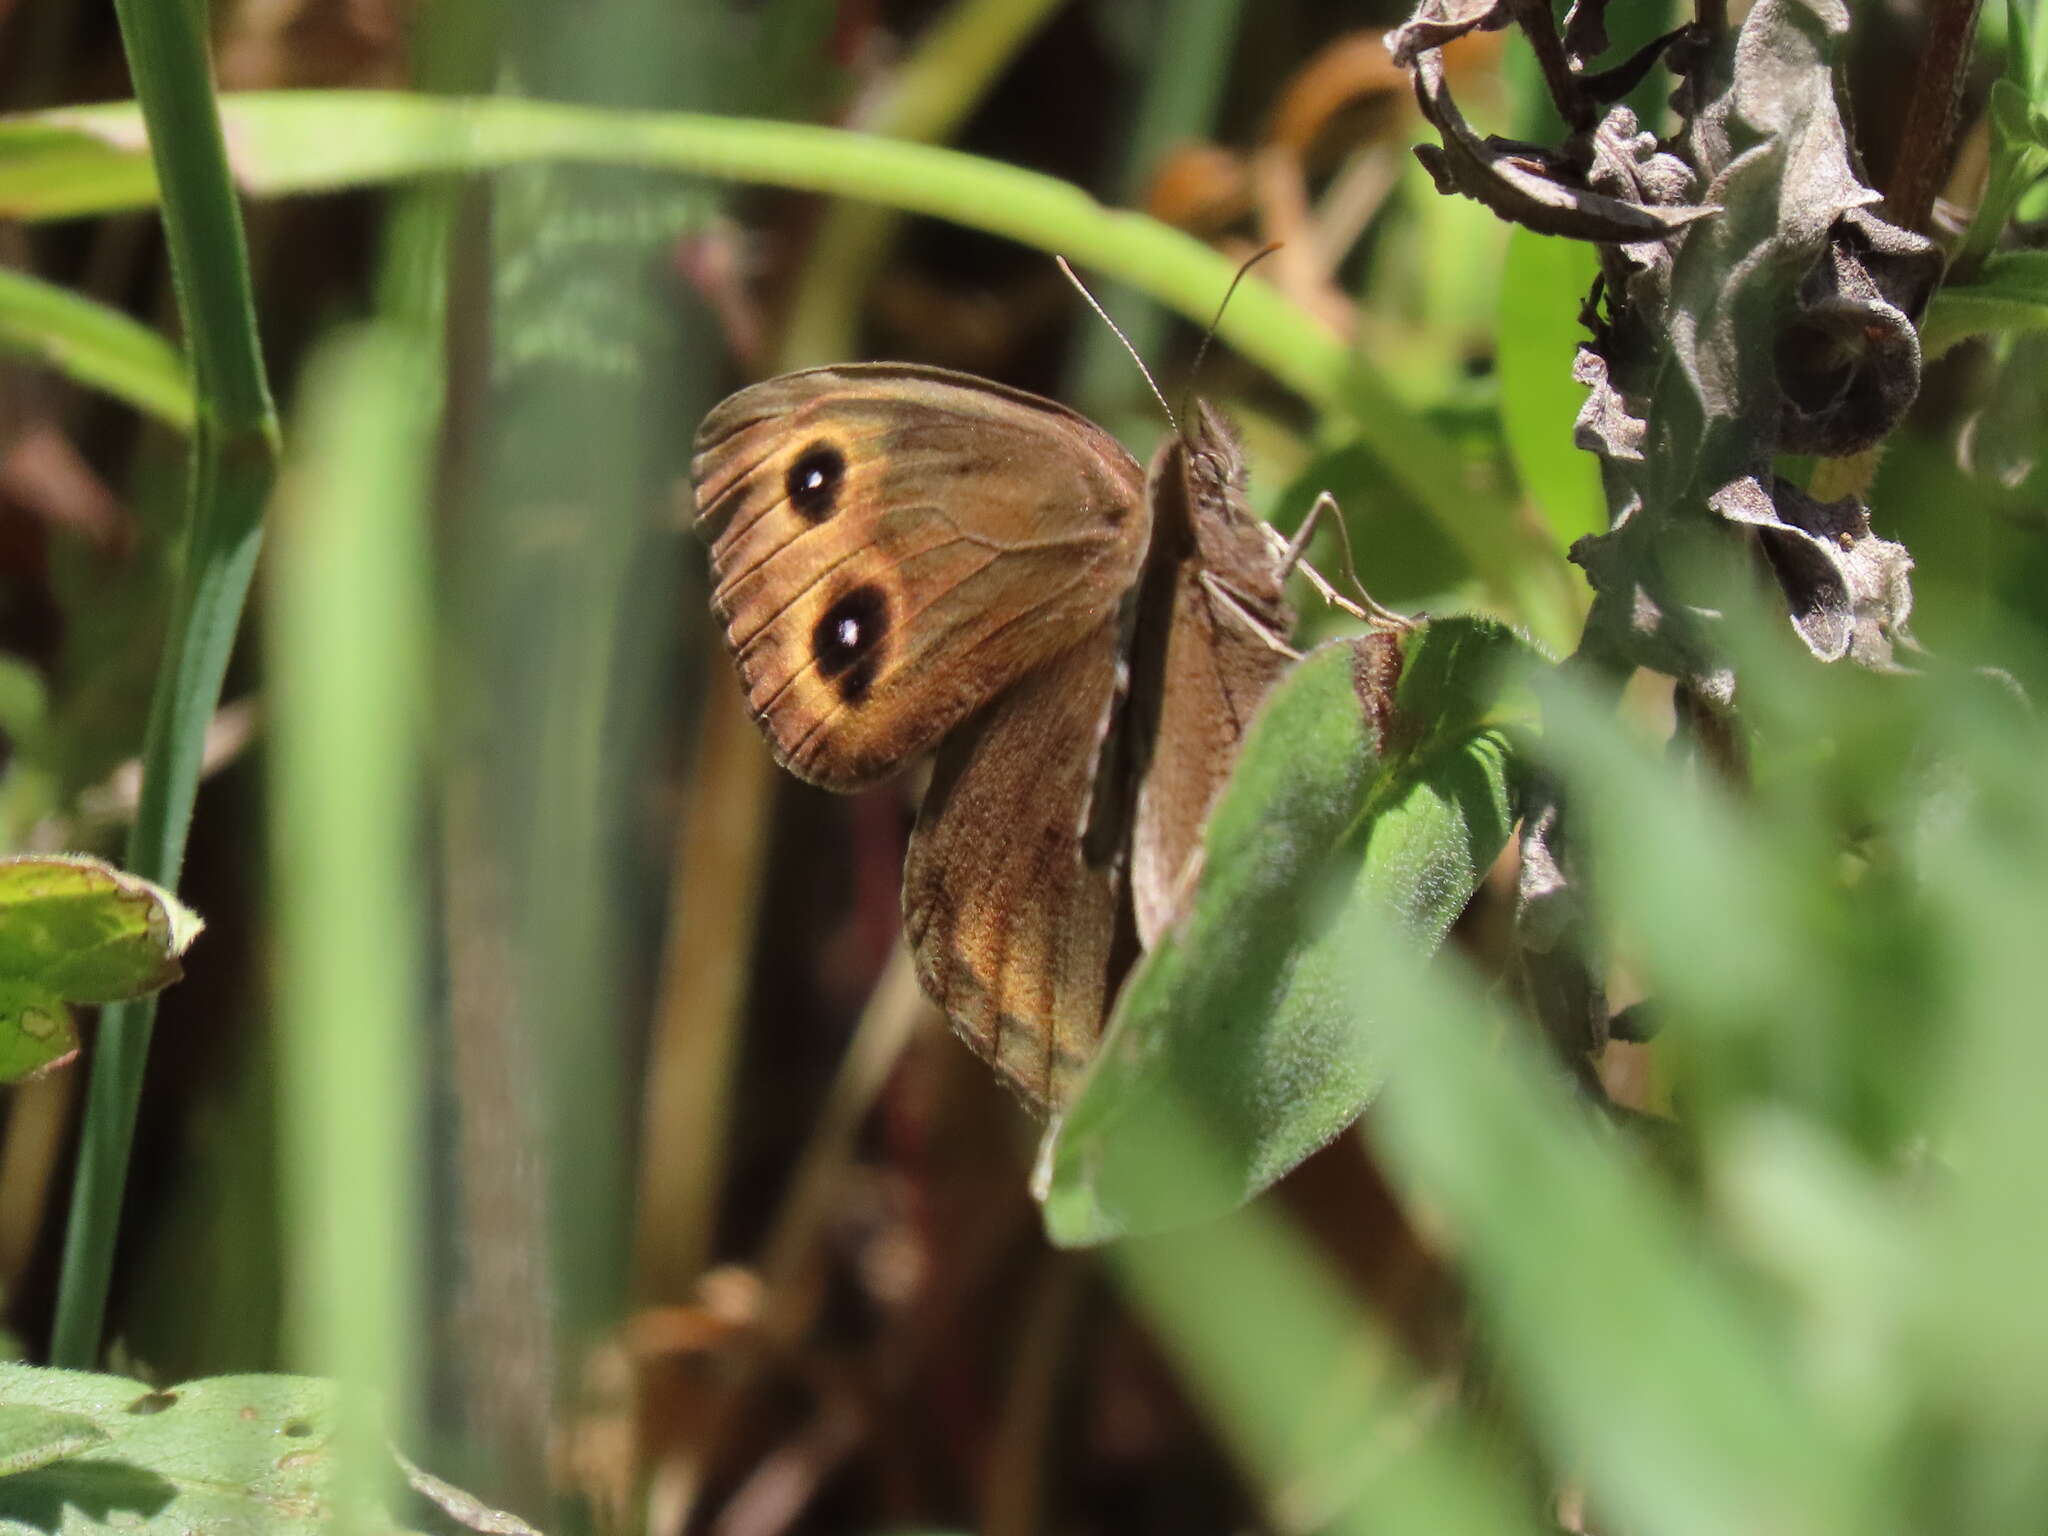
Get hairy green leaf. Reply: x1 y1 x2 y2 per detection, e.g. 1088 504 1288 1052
1040 619 1537 1244
0 1368 349 1534
0 1404 109 1480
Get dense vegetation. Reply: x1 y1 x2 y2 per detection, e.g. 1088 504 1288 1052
0 0 2043 1532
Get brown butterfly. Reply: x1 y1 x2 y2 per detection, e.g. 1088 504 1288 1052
692 364 1297 1113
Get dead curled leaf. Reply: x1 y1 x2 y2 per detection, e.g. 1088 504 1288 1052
1395 0 1941 685
1571 347 1644 462
1775 207 1946 457
1382 0 1950 1065
1559 0 1613 67
1385 0 1515 68
1403 51 1719 244
1708 475 1915 669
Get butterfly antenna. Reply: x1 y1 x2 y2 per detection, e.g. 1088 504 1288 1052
1180 242 1283 428
1056 256 1178 436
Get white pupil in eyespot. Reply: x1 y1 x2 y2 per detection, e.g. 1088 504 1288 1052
803 468 826 492
836 617 860 649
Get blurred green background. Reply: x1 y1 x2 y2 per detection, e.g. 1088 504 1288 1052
1 0 2046 1532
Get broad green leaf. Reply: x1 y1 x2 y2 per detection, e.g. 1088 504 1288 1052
0 1366 509 1534
0 1404 108 1479
0 1368 342 1533
1921 249 2048 358
1498 226 1606 547
0 268 192 430
0 854 204 1082
1040 619 1536 1245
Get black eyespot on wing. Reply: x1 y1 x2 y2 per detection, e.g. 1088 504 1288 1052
786 443 846 522
812 585 888 705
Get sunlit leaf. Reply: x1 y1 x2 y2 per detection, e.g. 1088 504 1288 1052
0 1368 351 1534
0 1403 109 1479
1041 619 1536 1244
0 1366 531 1535
1922 249 2048 358
0 855 204 1082
1498 227 1606 547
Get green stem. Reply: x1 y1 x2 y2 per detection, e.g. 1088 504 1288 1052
49 0 280 1367
19 93 1349 398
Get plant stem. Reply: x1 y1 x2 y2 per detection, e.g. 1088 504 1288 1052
1885 0 1984 236
49 0 279 1367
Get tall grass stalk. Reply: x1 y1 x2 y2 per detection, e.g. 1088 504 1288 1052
50 0 281 1367
267 325 432 1514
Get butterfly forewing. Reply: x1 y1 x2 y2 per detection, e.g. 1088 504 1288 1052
692 365 1149 791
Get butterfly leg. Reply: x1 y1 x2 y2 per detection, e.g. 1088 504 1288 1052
1198 570 1302 660
1272 491 1412 629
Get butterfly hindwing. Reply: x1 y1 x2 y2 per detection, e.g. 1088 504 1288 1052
902 619 1127 1110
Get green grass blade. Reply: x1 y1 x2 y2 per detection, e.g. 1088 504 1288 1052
48 0 281 1368
0 268 192 429
0 91 1575 619
1349 920 1872 1535
267 324 431 1520
1064 0 1249 416
1114 1187 1540 1536
4 91 1348 406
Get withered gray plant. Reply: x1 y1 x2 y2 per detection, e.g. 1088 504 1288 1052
1387 0 1946 1061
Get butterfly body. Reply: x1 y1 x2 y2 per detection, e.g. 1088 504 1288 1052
693 364 1294 1111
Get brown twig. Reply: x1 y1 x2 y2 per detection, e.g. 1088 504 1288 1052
633 672 777 1301
1885 0 1985 236
1506 0 1594 130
